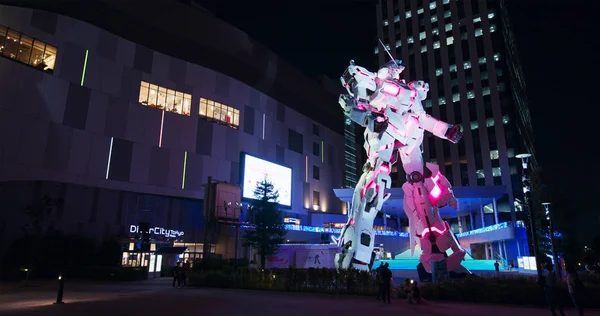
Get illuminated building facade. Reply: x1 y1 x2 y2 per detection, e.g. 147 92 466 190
375 0 536 225
0 2 345 264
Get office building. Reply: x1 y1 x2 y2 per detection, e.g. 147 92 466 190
375 0 537 224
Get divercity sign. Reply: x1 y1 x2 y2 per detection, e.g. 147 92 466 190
129 224 185 238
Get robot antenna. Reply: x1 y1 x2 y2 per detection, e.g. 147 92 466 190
378 39 399 67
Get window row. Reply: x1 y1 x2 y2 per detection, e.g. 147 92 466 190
425 82 505 108
378 13 496 53
0 24 57 73
199 98 240 128
137 81 240 128
382 0 450 26
476 167 502 179
139 81 192 115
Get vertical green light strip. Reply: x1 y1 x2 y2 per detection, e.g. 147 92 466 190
321 141 324 163
181 151 188 189
80 49 89 86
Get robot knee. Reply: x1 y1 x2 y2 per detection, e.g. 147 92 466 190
407 171 424 183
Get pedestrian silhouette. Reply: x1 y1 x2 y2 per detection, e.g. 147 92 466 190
314 254 321 265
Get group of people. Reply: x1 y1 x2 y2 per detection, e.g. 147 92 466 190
541 262 586 316
172 260 190 288
374 262 421 304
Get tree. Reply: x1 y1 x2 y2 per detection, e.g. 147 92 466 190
243 178 287 269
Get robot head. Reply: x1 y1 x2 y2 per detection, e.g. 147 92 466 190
377 59 405 80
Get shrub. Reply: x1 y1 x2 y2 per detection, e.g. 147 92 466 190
187 259 600 307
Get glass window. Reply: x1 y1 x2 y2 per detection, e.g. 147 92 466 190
490 150 499 160
42 44 57 73
138 81 191 116
165 89 175 113
3 28 19 59
0 25 7 54
157 87 167 110
16 34 33 64
492 167 501 177
139 81 150 105
148 84 158 108
198 97 240 128
476 169 485 179
183 94 191 116
30 40 45 70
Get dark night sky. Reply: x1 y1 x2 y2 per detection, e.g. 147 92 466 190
197 0 599 244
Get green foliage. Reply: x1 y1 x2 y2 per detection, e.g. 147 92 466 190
187 259 600 307
243 178 287 268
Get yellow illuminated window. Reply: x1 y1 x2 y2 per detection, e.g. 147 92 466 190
138 81 191 116
0 24 57 74
199 97 240 129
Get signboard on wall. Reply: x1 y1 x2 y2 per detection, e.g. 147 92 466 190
266 250 293 269
296 249 332 269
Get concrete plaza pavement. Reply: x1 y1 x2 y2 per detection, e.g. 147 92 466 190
1 278 598 316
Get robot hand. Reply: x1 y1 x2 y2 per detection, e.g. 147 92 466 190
445 125 463 144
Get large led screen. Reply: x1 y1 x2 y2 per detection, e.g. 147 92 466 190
241 153 292 207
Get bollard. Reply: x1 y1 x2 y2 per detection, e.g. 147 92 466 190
54 273 65 304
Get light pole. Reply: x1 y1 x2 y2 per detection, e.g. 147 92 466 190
516 153 543 280
542 202 561 279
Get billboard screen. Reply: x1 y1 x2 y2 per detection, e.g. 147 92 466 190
241 153 292 207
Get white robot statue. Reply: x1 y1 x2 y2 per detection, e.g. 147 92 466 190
333 56 468 276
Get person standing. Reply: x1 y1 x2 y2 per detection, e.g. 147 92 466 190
380 262 392 304
172 261 181 288
374 262 383 300
566 265 584 316
543 262 565 316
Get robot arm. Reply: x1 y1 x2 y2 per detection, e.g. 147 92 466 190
409 81 463 144
339 94 369 127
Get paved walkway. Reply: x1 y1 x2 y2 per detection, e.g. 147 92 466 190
1 278 597 315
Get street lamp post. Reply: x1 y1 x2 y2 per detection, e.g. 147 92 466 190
516 153 543 280
542 202 561 280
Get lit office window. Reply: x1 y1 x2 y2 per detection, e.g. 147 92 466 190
433 41 440 49
444 11 451 18
438 97 446 105
494 53 501 61
445 24 453 32
383 20 389 26
429 2 436 9
479 56 487 64
421 46 428 53
470 121 479 130
420 32 427 40
396 39 402 48
488 12 496 19
490 24 497 32
431 15 438 22
492 167 501 177
502 115 510 124
474 17 481 23
467 91 475 99
507 148 515 158
476 169 485 179
407 37 414 44
463 61 472 69
138 81 191 116
486 117 494 127
0 24 57 74
436 68 443 76
199 98 240 128
482 87 491 96
475 28 483 37
417 8 424 14
490 150 499 160
453 93 460 102
446 37 454 45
